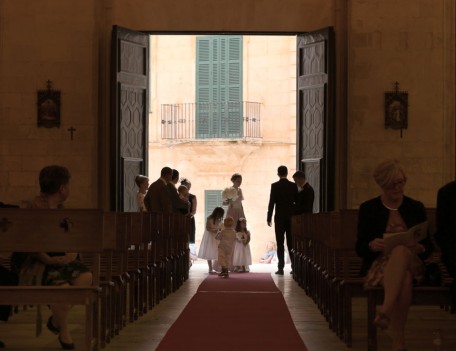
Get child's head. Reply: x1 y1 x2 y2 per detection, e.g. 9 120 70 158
135 175 149 192
235 217 247 231
223 216 234 228
177 185 189 197
210 207 225 221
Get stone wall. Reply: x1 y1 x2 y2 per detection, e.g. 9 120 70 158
0 0 454 214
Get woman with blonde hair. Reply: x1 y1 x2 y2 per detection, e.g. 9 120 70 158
355 159 433 351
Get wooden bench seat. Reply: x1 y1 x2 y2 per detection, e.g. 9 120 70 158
292 208 455 350
0 208 108 351
366 284 454 351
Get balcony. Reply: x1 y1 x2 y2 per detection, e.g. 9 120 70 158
161 101 261 140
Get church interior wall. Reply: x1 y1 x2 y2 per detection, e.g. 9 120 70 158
0 0 454 215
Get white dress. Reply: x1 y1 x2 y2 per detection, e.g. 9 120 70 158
232 230 252 267
226 188 245 224
197 217 221 260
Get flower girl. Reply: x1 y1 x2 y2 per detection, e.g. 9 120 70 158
232 218 252 272
197 207 224 273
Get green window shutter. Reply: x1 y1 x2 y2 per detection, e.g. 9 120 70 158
204 190 223 220
223 36 243 138
196 36 243 139
196 38 211 138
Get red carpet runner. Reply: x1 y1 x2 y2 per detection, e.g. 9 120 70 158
156 273 309 351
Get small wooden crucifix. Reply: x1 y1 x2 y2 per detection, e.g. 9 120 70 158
67 126 77 140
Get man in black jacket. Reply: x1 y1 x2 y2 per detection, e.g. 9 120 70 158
435 180 456 307
292 171 314 215
267 166 298 275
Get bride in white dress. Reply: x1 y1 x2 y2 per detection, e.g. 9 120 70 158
225 173 245 225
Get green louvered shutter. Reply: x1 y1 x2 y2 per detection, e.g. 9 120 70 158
196 36 243 138
221 36 243 138
205 190 223 220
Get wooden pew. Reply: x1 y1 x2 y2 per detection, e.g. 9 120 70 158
292 208 455 350
366 273 454 351
292 210 362 344
97 212 129 346
0 208 108 351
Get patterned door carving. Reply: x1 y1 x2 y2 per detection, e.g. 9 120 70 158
111 26 149 211
296 28 335 212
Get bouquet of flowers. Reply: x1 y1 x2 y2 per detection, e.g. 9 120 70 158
236 232 246 242
222 186 238 206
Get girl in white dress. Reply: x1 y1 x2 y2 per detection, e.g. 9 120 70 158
232 218 252 272
197 207 225 273
225 173 245 225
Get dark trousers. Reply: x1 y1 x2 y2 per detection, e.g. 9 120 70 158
0 265 18 321
274 217 293 270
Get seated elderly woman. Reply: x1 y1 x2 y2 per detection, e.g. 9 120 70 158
355 159 433 351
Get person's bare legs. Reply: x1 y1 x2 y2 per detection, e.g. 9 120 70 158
51 272 93 344
389 273 412 351
207 260 213 272
49 283 72 345
378 245 414 350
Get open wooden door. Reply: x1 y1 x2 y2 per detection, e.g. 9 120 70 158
296 27 335 213
110 26 149 211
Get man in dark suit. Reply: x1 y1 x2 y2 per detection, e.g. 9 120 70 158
435 180 456 307
292 171 315 215
167 169 189 214
267 165 298 275
144 166 173 213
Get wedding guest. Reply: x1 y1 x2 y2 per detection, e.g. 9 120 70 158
0 254 18 349
225 173 245 225
198 207 225 273
267 165 298 275
435 180 456 307
135 174 149 212
292 171 314 214
232 218 252 272
167 169 189 214
181 178 197 259
24 165 93 350
144 167 173 213
217 217 237 278
355 159 433 351
260 241 277 264
177 185 190 215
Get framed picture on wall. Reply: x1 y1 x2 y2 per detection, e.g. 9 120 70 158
384 84 408 130
37 81 61 128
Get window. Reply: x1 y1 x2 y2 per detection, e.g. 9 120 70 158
204 190 223 219
196 36 243 139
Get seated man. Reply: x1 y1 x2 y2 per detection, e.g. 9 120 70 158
435 180 456 307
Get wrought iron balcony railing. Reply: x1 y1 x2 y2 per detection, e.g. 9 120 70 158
161 101 261 140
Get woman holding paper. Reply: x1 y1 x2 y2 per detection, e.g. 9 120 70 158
355 159 433 351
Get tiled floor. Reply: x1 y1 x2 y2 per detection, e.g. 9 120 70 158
2 260 455 350
103 261 456 351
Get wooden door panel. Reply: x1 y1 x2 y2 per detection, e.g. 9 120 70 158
111 26 149 211
297 28 335 212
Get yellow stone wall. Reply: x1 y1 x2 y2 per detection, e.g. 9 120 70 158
148 35 298 258
0 0 454 259
347 0 455 207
